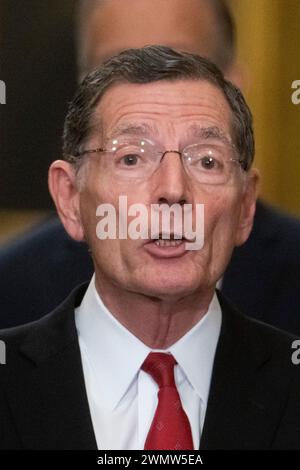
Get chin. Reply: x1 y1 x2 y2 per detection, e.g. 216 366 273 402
136 272 200 299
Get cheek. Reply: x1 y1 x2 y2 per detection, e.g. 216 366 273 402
79 173 116 245
202 189 242 244
79 175 144 266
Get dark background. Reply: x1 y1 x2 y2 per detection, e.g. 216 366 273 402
0 0 76 209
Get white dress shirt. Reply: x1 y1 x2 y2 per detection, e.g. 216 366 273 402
75 275 222 450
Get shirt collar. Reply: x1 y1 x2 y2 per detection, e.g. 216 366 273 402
169 293 222 407
75 275 221 411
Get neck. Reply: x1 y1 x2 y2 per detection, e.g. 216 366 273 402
94 275 215 349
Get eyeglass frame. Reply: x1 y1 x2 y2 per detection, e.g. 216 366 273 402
69 136 248 184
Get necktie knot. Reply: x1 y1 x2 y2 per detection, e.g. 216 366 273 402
141 352 177 388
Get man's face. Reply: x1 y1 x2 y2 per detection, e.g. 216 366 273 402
77 79 256 300
80 0 223 75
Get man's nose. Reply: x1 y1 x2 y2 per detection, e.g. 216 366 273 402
153 151 191 205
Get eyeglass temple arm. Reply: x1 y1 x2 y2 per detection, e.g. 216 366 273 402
74 147 105 157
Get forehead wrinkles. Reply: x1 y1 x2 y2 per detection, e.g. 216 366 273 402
93 82 233 140
99 103 232 140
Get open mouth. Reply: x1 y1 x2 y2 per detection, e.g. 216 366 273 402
144 232 190 258
153 239 184 247
152 232 185 246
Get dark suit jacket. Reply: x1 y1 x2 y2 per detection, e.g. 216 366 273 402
1 200 300 334
0 283 299 450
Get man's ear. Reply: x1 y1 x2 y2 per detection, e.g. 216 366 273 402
48 160 85 241
235 168 260 247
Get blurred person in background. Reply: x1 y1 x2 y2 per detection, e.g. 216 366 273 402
0 0 300 334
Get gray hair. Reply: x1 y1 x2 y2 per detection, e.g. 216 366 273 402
63 45 254 171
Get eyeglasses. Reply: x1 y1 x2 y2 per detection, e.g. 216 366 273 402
73 135 246 184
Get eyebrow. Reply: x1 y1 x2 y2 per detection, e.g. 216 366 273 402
106 122 159 141
187 124 233 146
105 123 233 147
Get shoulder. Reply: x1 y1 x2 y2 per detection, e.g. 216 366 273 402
0 216 93 328
218 291 300 366
0 283 88 376
0 217 68 265
254 200 300 244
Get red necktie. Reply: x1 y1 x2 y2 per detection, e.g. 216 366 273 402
141 352 194 450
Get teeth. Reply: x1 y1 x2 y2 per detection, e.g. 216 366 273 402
154 239 183 247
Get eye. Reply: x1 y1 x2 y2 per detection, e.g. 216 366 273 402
184 144 225 172
200 155 219 170
121 154 140 166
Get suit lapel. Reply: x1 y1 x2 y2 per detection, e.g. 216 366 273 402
4 283 288 449
200 293 286 449
5 284 97 450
